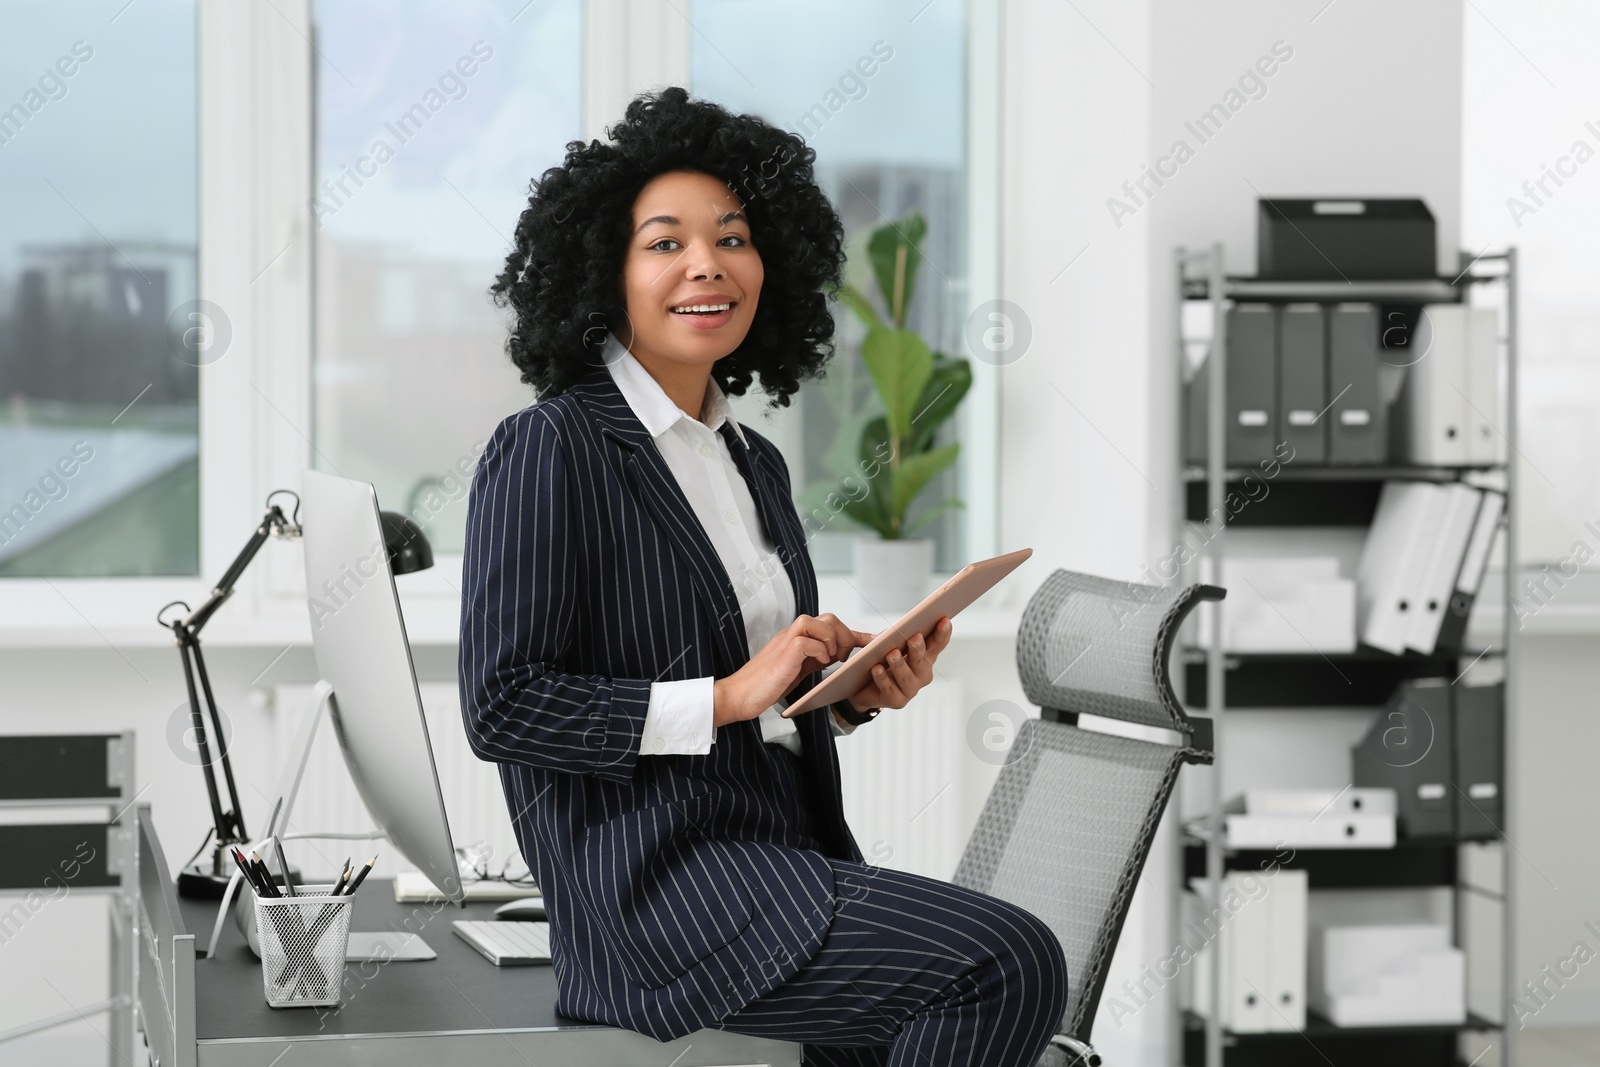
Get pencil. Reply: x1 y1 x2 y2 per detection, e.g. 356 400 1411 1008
342 855 377 897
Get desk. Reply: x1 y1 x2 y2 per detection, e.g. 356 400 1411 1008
135 807 800 1066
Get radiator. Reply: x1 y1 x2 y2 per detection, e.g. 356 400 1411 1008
835 678 966 881
272 677 966 886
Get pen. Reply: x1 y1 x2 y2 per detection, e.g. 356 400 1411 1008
342 855 377 897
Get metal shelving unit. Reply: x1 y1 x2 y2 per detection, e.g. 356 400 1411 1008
1174 243 1519 1067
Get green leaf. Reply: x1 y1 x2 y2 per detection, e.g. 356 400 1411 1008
867 210 927 328
891 442 960 525
860 327 933 443
841 496 893 538
833 283 883 331
858 414 891 468
906 357 972 453
904 498 966 535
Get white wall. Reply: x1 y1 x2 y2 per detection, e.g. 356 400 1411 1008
1000 0 1160 1059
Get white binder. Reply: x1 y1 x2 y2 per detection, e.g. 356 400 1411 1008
1224 812 1396 849
1266 870 1308 1031
1360 481 1445 654
1457 490 1504 597
1237 788 1397 817
1465 307 1502 465
1188 872 1308 1033
1357 482 1424 652
1404 306 1471 465
1227 874 1271 1032
1404 483 1484 654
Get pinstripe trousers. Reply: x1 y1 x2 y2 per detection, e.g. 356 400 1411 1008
711 747 1070 1067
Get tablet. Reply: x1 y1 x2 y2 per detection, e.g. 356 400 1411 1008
783 547 1033 717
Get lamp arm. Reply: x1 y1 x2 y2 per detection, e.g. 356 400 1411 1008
184 504 295 634
190 638 247 842
175 638 231 843
162 491 301 896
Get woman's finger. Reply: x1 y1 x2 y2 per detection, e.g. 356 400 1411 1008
907 633 936 684
797 614 851 660
791 634 830 667
885 649 917 696
869 663 902 705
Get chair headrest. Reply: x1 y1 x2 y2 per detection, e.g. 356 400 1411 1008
1015 570 1224 737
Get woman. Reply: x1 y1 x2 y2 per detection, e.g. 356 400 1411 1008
459 87 1067 1066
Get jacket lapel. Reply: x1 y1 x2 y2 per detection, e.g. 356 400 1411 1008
570 370 751 672
716 423 818 620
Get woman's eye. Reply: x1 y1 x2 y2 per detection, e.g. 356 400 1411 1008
646 235 746 252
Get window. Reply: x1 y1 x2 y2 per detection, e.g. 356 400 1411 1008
0 0 198 577
690 0 978 573
310 0 582 553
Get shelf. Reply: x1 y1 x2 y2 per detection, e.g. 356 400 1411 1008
1182 1010 1499 1067
1182 837 1470 889
1177 250 1517 1067
1182 464 1505 483
1184 467 1504 527
1181 276 1468 303
1180 649 1462 708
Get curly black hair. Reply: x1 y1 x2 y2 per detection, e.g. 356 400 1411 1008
490 86 847 408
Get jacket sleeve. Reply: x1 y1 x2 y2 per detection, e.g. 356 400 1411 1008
458 406 649 781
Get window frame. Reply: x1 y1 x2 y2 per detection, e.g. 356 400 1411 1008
0 0 1002 647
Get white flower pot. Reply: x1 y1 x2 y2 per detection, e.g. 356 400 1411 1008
852 537 935 615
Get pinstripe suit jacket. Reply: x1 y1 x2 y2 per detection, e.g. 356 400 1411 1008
459 364 864 1040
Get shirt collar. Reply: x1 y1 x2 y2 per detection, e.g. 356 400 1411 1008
603 334 748 448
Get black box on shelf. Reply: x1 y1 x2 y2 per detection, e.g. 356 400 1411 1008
1258 199 1436 281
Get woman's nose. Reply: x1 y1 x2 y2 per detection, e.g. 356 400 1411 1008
685 241 726 281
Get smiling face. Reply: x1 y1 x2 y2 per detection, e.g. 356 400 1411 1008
615 169 763 377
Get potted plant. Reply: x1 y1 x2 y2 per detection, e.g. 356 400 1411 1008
834 209 971 612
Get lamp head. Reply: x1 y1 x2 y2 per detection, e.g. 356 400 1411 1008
379 511 433 574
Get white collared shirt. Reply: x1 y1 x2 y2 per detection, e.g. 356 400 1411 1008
603 336 850 757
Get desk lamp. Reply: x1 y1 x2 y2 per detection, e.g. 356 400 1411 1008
158 490 433 898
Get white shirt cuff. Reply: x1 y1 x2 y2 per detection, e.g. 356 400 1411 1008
829 704 858 736
639 677 715 755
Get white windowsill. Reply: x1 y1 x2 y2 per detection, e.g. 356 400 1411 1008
0 573 1027 651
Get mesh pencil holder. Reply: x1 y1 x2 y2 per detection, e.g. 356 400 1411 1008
253 889 352 1008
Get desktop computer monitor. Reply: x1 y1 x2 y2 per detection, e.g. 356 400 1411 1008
300 470 465 908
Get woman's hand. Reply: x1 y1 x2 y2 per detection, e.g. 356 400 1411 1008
843 617 953 715
713 613 873 728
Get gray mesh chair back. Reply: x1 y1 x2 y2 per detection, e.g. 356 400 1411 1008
951 570 1223 1066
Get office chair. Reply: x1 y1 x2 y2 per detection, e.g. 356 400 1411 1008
951 570 1224 1067
0 733 138 1064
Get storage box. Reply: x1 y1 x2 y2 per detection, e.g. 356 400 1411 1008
1196 557 1357 653
1308 923 1465 1026
1258 199 1436 280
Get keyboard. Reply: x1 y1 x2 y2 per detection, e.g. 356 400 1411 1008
452 920 552 966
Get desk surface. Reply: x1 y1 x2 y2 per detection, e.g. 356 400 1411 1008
179 880 800 1066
